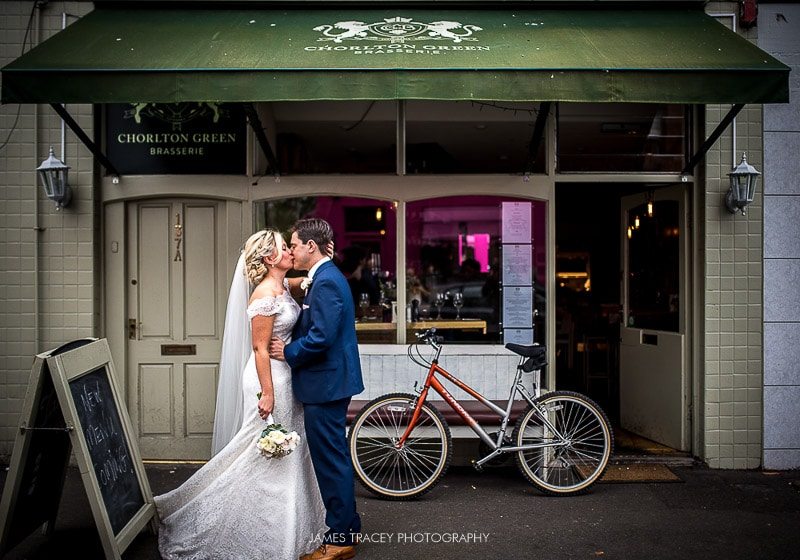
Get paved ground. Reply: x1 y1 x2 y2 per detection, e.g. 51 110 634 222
2 463 799 560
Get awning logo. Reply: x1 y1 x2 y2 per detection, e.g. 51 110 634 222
313 17 483 44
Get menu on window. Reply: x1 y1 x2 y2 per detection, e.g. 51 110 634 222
501 201 535 345
502 244 533 286
502 286 533 328
504 328 534 345
501 202 532 244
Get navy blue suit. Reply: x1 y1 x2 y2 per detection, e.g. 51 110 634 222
285 260 364 545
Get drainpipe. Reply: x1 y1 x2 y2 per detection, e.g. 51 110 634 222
710 11 739 167
32 3 42 352
60 12 66 162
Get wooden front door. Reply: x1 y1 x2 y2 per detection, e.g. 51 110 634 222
126 199 227 459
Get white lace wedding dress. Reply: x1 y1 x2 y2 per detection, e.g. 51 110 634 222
155 288 327 560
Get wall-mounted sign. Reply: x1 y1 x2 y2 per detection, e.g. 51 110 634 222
106 103 246 174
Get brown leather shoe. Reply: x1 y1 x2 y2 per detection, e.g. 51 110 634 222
299 544 356 560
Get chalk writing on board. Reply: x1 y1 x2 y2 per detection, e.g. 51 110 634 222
79 381 119 451
69 368 144 535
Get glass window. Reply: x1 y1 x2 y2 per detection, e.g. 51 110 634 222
256 194 547 345
557 103 688 173
406 196 547 344
255 197 398 343
405 101 546 174
270 101 396 174
625 200 680 332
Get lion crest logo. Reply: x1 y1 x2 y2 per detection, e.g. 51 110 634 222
313 16 483 44
124 103 223 131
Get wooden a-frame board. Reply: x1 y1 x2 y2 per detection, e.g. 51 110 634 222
0 338 157 559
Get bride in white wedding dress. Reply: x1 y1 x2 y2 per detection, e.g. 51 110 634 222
155 229 327 560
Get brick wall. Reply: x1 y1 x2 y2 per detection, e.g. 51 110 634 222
702 3 767 469
0 1 96 460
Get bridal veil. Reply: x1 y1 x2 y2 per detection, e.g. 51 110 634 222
211 252 252 455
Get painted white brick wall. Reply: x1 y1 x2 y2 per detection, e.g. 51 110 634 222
0 1 96 460
358 347 527 402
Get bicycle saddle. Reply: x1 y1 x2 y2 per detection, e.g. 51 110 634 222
506 344 547 372
505 343 546 358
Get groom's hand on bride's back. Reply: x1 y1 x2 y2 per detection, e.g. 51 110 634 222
268 337 286 361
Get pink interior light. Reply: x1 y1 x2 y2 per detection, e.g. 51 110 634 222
460 233 490 272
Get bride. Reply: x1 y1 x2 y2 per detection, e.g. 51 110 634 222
155 229 327 559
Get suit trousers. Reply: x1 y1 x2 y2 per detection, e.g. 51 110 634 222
303 397 361 546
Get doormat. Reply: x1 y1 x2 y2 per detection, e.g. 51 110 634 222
575 463 682 483
599 464 682 483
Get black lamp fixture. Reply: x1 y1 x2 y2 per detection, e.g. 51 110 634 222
725 153 760 216
37 146 72 210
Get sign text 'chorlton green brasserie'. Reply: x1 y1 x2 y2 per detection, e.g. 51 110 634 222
106 103 246 174
304 44 491 54
116 133 238 156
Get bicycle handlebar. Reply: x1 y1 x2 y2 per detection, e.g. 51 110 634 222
415 328 444 345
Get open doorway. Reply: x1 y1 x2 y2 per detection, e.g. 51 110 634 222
555 183 691 457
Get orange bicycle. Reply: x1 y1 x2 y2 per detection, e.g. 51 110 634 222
349 328 613 499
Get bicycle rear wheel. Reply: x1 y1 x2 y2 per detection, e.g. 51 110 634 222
513 391 613 495
349 392 451 500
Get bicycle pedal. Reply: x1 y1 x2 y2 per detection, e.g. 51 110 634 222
471 459 484 472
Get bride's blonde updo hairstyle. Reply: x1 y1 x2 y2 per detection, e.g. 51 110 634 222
243 229 283 285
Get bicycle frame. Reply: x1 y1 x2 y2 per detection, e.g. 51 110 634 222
398 339 568 469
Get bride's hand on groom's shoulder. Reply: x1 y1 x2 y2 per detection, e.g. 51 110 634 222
268 337 286 361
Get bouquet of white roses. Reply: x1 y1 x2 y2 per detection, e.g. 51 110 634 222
256 417 300 459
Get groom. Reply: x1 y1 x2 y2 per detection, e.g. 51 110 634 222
269 218 364 560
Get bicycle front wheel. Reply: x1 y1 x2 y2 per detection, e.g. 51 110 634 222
349 392 451 500
513 391 613 495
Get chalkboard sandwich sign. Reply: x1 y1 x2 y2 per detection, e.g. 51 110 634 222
0 338 156 560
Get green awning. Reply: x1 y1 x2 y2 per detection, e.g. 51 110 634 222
1 7 790 104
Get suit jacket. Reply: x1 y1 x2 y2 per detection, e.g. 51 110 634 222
285 260 365 404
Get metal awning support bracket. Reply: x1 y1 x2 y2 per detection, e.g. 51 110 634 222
524 101 552 177
243 103 280 178
681 103 745 177
49 103 120 181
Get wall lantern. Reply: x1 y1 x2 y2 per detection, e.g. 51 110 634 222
37 146 72 210
725 153 760 216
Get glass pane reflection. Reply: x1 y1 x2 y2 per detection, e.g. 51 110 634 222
626 201 680 332
406 196 547 343
255 197 397 343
